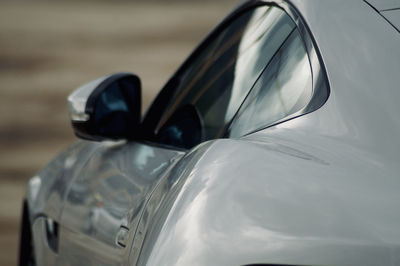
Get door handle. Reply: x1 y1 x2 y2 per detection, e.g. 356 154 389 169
116 225 129 248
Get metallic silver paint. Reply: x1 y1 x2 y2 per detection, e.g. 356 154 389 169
138 138 400 266
57 141 183 265
381 9 400 31
25 0 400 265
68 75 109 122
366 0 400 11
27 141 98 222
136 0 400 265
32 217 57 265
27 140 184 265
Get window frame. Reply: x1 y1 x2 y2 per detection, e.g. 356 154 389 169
140 0 330 149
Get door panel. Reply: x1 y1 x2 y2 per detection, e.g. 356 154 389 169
58 141 184 265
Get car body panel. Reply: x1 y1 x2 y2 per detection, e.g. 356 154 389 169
135 0 400 265
32 217 57 265
365 0 400 11
28 140 184 265
381 9 400 32
56 141 184 265
137 137 400 266
289 0 400 155
24 0 400 265
27 141 99 222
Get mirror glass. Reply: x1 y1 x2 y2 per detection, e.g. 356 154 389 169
68 73 141 141
90 76 141 139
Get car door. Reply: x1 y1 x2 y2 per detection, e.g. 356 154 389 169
57 141 185 265
57 3 313 265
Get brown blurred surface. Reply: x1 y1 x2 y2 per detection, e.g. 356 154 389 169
0 1 235 264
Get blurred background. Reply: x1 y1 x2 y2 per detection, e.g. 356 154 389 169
0 0 237 264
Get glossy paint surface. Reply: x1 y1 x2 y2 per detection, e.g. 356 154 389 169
32 217 57 265
366 0 400 11
381 9 400 31
68 75 109 122
57 141 183 265
138 138 400 266
27 141 98 222
26 0 400 265
28 140 184 265
136 0 400 265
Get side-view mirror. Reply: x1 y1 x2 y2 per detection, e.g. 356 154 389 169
67 73 141 141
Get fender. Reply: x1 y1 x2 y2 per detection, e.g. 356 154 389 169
134 137 400 266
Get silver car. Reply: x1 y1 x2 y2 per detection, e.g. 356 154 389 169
19 0 400 265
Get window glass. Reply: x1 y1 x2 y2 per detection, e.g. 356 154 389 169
153 6 296 148
229 29 312 137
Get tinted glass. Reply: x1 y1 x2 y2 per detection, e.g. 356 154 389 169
229 29 312 137
152 6 296 148
92 77 141 139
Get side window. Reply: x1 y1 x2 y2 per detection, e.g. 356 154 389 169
148 6 296 149
228 29 312 137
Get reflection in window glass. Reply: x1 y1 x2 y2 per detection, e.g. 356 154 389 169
229 29 312 137
156 6 296 145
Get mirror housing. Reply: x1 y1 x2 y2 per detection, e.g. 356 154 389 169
68 73 141 141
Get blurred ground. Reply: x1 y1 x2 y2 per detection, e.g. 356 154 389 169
0 1 235 264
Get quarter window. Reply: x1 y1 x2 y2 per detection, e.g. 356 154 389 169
228 29 313 137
